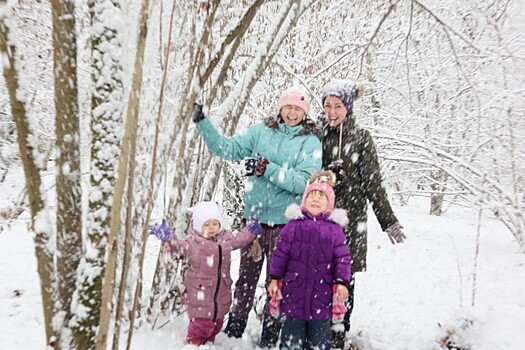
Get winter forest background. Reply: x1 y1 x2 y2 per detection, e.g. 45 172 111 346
0 0 524 349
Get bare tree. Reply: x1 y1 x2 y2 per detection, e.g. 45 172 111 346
51 0 83 347
0 3 55 346
72 0 124 348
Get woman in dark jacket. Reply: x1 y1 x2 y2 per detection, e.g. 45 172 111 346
321 79 406 349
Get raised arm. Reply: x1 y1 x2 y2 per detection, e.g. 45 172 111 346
194 105 255 161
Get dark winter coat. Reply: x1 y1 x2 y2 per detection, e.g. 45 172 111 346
322 116 398 272
166 226 255 320
196 117 322 225
269 203 351 321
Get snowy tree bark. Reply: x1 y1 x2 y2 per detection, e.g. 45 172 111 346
72 0 124 348
51 0 83 347
1 4 56 345
95 0 148 348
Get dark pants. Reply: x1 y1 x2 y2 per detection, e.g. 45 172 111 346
229 225 283 320
280 317 332 350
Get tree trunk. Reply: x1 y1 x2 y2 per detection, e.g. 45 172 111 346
72 0 124 348
51 0 83 347
1 7 56 346
95 0 149 347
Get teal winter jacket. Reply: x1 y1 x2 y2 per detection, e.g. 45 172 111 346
196 117 322 225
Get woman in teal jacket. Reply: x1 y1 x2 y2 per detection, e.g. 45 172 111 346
192 85 322 348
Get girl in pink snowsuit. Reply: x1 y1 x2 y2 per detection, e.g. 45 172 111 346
152 202 261 345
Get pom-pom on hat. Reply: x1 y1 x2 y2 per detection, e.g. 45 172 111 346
277 85 311 115
322 79 365 116
191 201 225 233
301 171 336 215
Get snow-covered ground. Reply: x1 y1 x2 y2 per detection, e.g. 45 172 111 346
1 194 524 349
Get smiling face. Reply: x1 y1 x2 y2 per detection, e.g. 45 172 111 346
304 190 329 217
280 105 306 127
202 219 221 237
323 95 348 127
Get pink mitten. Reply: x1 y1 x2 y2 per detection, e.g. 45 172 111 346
269 281 283 319
332 284 347 323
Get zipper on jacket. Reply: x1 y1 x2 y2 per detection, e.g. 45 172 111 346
213 244 223 321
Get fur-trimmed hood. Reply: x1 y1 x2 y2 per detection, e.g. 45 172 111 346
284 203 349 228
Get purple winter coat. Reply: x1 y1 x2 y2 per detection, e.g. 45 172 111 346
167 226 255 320
269 203 351 320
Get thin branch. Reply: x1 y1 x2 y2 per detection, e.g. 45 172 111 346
357 2 396 79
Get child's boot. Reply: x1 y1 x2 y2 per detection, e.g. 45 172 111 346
258 319 281 348
332 330 346 349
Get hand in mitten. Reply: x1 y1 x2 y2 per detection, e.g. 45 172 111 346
385 222 406 244
255 154 270 177
268 280 283 319
332 284 348 324
246 212 262 236
148 218 173 243
327 159 346 183
191 102 206 123
244 157 257 176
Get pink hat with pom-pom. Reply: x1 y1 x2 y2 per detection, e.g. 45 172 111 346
301 181 336 215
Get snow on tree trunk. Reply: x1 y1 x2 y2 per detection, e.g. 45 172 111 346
71 0 124 348
1 4 56 346
51 0 83 347
95 0 148 348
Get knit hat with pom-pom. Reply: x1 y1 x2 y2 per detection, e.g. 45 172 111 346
301 171 337 215
322 79 365 116
277 85 311 115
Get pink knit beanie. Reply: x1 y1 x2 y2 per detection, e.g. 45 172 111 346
277 85 311 115
301 181 336 215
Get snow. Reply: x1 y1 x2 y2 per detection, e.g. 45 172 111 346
2 196 524 349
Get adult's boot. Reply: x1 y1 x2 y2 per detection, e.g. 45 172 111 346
258 320 282 348
223 317 247 338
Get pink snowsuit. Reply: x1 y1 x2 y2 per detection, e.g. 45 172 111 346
167 225 255 345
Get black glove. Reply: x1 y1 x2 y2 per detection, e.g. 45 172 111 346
245 153 269 177
327 159 346 183
244 157 257 176
192 103 206 123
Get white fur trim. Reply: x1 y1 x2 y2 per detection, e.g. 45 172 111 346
284 203 348 227
284 203 304 220
328 208 349 228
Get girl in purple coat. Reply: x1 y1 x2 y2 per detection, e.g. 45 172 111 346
150 201 261 345
268 171 351 349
